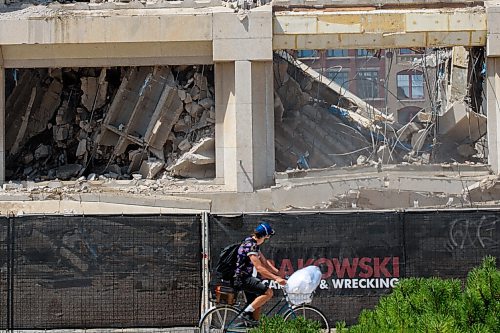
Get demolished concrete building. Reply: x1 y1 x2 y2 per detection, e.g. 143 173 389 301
5 65 216 181
2 0 500 213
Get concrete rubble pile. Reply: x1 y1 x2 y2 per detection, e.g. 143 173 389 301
274 53 408 171
273 48 487 171
5 66 215 181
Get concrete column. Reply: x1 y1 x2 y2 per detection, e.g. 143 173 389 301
213 6 273 192
215 62 234 185
0 48 4 184
485 2 500 174
215 60 274 192
231 60 254 192
486 57 500 173
250 61 274 189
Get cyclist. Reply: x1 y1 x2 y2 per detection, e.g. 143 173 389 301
233 221 287 326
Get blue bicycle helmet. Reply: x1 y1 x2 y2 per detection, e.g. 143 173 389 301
255 221 275 237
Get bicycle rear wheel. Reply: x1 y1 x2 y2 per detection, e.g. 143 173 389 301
199 305 246 333
284 305 330 333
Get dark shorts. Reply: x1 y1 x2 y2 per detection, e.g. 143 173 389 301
239 276 269 304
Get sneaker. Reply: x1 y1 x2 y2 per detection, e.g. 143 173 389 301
239 311 259 327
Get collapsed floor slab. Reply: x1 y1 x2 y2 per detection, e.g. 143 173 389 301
4 66 216 181
0 163 492 214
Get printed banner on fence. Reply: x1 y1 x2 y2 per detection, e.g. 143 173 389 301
209 213 404 296
263 256 400 291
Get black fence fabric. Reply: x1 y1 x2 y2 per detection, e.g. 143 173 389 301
1 215 201 330
209 211 499 325
209 213 403 324
0 218 8 330
0 211 498 329
404 210 500 278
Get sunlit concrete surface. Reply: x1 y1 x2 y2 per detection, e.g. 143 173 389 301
273 6 486 50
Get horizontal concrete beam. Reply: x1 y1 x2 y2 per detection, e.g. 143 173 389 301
2 41 213 68
0 5 274 65
486 1 500 56
0 7 220 45
272 0 482 8
0 200 207 215
213 6 273 61
273 7 486 49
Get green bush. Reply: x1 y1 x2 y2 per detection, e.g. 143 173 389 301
336 256 500 333
249 315 321 333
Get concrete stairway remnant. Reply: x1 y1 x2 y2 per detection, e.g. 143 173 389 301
97 66 183 160
274 52 406 170
277 51 392 122
4 66 215 181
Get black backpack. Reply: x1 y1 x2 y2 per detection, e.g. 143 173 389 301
214 242 241 280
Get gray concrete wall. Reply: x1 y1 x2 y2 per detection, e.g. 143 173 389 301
272 0 482 7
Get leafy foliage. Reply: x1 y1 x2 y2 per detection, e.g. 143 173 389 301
249 315 321 333
336 256 500 333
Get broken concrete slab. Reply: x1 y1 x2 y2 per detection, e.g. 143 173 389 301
10 86 37 156
465 175 500 202
449 46 469 104
168 137 215 178
276 71 310 114
438 101 487 142
178 138 192 152
98 66 187 160
6 71 62 155
186 102 204 116
143 83 185 154
80 69 108 111
128 149 146 174
34 144 51 160
277 51 393 122
354 188 457 209
76 139 88 157
55 164 83 180
411 128 428 153
139 159 165 179
397 122 421 142
2 182 24 191
457 143 477 158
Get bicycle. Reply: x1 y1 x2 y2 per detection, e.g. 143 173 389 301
199 283 330 333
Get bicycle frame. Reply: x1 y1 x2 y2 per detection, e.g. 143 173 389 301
218 289 295 333
200 287 331 333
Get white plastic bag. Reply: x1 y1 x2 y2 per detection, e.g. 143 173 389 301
285 266 322 305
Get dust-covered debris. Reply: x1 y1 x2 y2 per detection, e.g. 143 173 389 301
274 53 407 170
5 65 215 182
274 47 487 171
167 137 215 178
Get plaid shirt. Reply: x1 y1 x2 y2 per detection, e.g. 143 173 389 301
234 237 260 278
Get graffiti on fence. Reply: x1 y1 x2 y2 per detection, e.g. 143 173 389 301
447 215 498 251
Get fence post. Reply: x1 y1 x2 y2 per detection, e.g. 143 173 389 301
201 212 210 317
7 216 14 331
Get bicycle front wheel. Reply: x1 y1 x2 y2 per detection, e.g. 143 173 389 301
284 305 330 333
199 305 246 333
